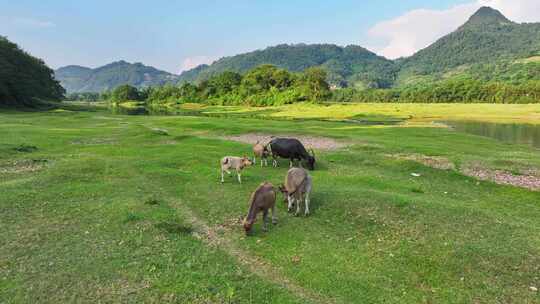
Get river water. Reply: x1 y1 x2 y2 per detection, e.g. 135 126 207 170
445 121 540 149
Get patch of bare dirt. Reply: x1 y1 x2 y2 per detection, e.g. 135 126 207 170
388 154 456 170
462 166 540 191
0 159 48 174
71 138 117 145
222 133 348 151
389 154 540 191
160 140 179 145
520 168 540 177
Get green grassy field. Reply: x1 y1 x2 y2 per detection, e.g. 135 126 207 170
1 104 540 303
180 102 540 124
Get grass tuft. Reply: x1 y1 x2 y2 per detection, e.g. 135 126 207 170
410 187 425 194
144 197 160 206
124 212 143 223
13 144 38 153
154 221 193 235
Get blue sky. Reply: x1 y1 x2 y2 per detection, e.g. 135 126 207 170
1 0 537 73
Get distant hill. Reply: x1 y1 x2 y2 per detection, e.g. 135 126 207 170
55 7 540 93
0 36 64 107
397 6 540 85
179 7 540 89
55 61 179 93
178 44 398 89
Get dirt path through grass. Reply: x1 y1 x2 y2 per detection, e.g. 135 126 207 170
171 199 340 304
222 133 348 150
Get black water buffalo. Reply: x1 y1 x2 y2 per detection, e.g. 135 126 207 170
269 138 316 170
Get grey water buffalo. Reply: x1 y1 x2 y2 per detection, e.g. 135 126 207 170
279 167 312 216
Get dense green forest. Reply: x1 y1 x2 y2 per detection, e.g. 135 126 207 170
106 65 330 106
55 61 179 93
177 44 398 89
0 36 64 107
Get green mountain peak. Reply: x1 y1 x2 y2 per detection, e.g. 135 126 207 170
464 6 512 27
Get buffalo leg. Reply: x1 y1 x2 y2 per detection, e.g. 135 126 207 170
263 210 269 231
295 196 301 217
272 205 278 225
305 193 310 216
287 196 294 212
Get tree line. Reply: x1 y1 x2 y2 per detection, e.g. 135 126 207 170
331 77 540 104
100 67 540 105
105 64 331 106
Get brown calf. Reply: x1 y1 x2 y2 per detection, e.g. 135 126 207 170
253 141 270 167
243 182 277 235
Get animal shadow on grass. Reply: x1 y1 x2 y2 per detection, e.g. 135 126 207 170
220 173 254 183
272 158 330 172
277 191 323 217
174 135 194 141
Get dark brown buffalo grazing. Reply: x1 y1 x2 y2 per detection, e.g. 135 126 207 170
269 138 316 170
243 182 277 235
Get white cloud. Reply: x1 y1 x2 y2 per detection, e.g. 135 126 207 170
180 56 217 73
368 0 540 59
12 17 55 28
